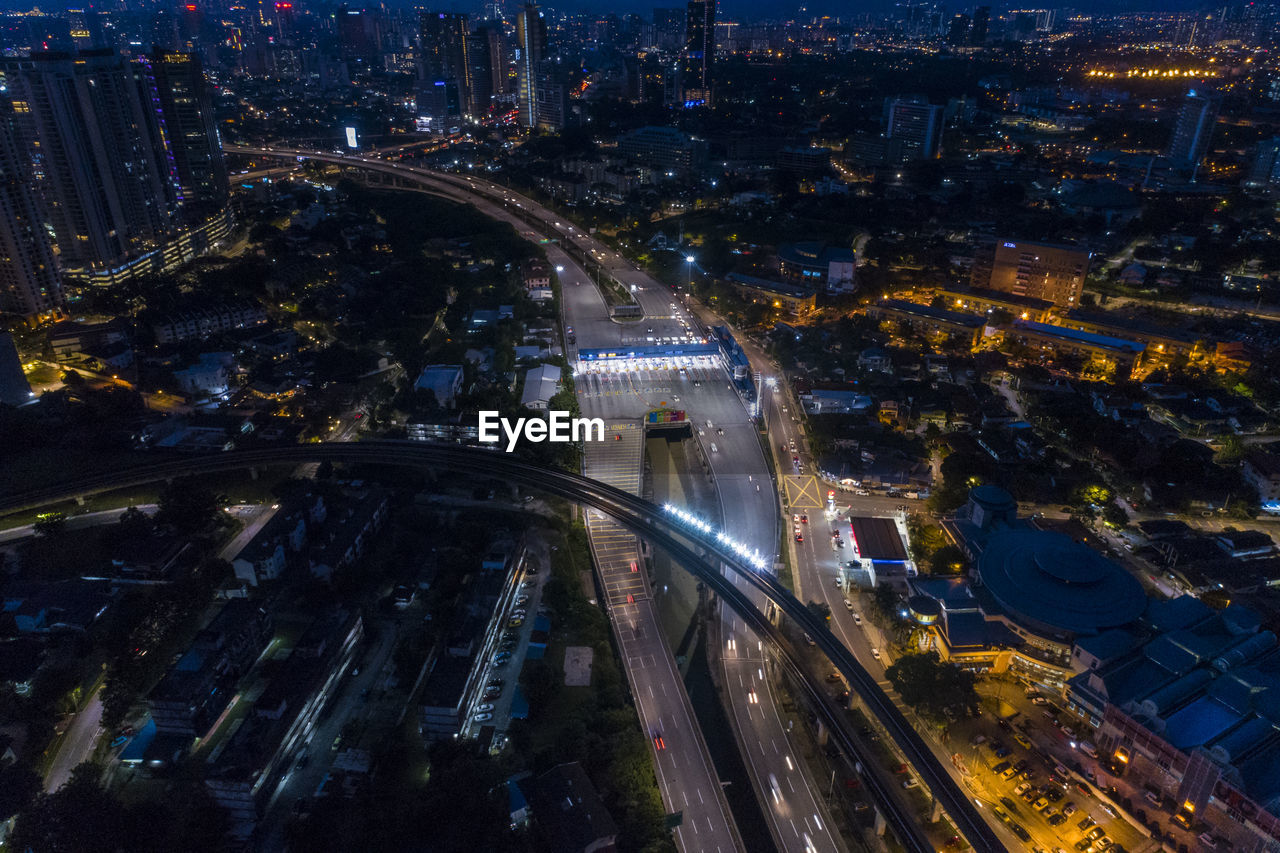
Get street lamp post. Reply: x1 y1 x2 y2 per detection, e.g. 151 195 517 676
685 254 695 290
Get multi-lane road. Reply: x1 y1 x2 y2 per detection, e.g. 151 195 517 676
220 145 1008 851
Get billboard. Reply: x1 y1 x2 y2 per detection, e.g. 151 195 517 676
647 409 686 424
344 126 358 149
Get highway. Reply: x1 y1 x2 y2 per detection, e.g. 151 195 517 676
231 142 844 852
0 443 1006 853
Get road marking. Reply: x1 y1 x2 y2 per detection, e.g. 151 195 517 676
783 475 823 509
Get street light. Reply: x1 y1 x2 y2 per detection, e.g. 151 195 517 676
685 255 695 290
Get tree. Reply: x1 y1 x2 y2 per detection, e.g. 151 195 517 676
155 479 223 535
928 544 967 575
806 600 832 624
0 762 41 821
885 651 979 724
32 512 67 538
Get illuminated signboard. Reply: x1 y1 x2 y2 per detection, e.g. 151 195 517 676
344 127 358 149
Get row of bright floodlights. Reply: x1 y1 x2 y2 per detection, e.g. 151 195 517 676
662 503 769 571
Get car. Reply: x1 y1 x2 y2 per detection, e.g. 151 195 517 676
1031 696 1049 706
653 732 666 750
1088 827 1106 841
844 599 854 610
477 703 494 713
1002 766 1020 780
1062 802 1078 817
474 712 493 722
804 633 816 646
484 687 501 699
1045 787 1064 802
1074 840 1092 852
507 618 523 628
992 761 1011 774
1032 797 1049 810
1094 839 1113 851
901 776 919 789
852 613 862 625
1013 782 1031 797
870 647 881 660
516 595 530 605
800 514 808 523
1198 833 1218 849
1077 815 1096 830
1008 822 1031 842
795 533 804 542
294 753 309 770
710 443 718 452
1048 813 1068 827
511 608 527 618
1000 796 1019 811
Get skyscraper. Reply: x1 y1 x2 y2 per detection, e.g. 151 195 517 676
420 12 472 120
970 5 990 44
516 4 547 128
2 49 178 279
0 100 61 319
885 97 944 160
1167 91 1219 178
143 49 228 215
681 0 714 106
1244 137 1280 191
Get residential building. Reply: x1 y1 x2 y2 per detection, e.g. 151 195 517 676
2 49 177 279
151 302 268 344
1167 90 1219 178
1005 320 1145 379
308 489 390 581
414 364 464 408
534 60 573 131
681 0 715 106
1244 137 1280 191
868 299 984 348
0 99 61 320
419 12 471 124
1245 450 1280 504
515 4 547 128
971 239 1091 307
617 125 705 173
885 97 944 160
520 363 561 410
531 762 618 853
937 284 1054 323
231 505 312 586
143 49 228 214
205 608 361 839
726 272 816 316
173 351 233 397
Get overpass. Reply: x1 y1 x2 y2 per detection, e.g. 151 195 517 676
0 443 1005 853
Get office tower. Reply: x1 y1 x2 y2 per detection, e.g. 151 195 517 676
2 49 178 278
143 49 228 214
1167 91 1219 178
516 4 547 128
466 29 493 114
420 12 472 119
972 239 1091 307
947 13 971 45
337 4 382 64
970 5 989 44
534 61 570 130
66 8 109 49
885 97 944 160
0 100 61 319
652 8 685 51
681 0 714 106
1244 138 1280 191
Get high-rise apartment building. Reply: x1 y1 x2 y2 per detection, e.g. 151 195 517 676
972 239 1091 307
515 4 547 128
420 12 472 120
143 49 228 214
681 0 714 106
2 49 178 279
653 8 685 51
971 5 990 43
885 97 944 160
1244 137 1280 191
1167 91 1219 178
0 100 61 319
